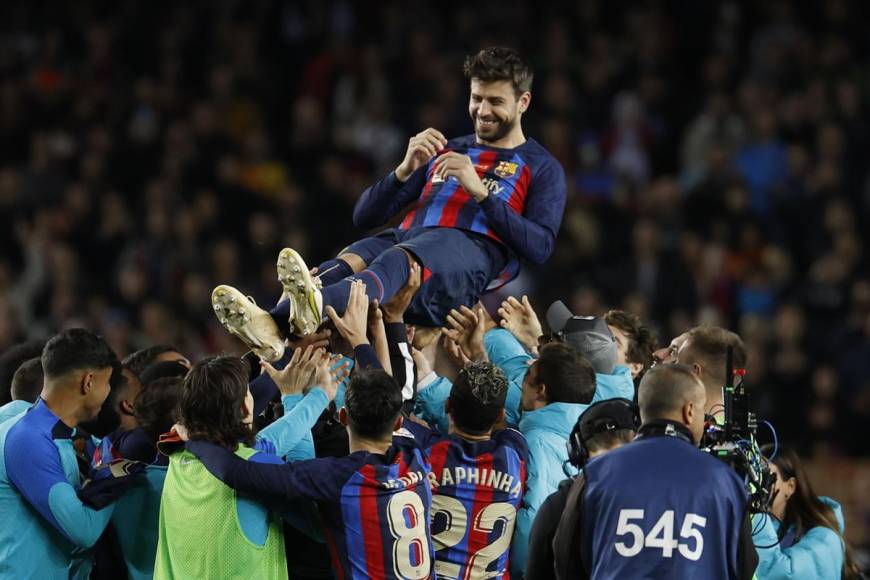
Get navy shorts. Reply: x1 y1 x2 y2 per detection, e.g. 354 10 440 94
341 227 507 326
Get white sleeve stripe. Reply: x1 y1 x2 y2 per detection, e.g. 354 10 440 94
398 341 415 401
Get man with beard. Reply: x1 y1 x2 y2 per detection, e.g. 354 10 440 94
210 47 567 361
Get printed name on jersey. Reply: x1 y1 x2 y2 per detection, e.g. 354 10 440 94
381 470 428 490
428 466 522 497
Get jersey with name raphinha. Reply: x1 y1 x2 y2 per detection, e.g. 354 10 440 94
425 428 528 580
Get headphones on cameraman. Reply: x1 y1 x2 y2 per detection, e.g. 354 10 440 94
567 398 640 469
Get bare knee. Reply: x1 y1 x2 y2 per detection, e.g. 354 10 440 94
338 253 367 273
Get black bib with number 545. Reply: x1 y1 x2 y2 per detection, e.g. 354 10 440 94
581 435 749 580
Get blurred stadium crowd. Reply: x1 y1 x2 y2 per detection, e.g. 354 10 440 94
0 0 869 461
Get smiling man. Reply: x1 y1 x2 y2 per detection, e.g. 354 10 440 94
210 47 567 360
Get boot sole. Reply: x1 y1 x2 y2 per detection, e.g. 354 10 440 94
212 285 284 361
277 248 322 335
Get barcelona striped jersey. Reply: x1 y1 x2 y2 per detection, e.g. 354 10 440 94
399 136 561 246
354 134 566 269
399 421 529 580
426 429 528 580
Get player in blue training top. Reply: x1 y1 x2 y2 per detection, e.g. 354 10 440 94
206 46 567 365
0 329 127 580
404 360 528 580
186 369 435 580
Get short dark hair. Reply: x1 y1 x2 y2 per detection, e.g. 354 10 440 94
0 340 46 404
123 345 180 378
344 370 402 440
180 356 253 450
604 310 657 374
41 329 118 380
585 429 636 455
679 326 746 387
637 364 704 422
534 342 596 405
135 377 183 440
449 361 508 435
463 47 533 96
11 357 43 403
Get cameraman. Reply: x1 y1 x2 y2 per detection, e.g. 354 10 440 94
551 364 757 579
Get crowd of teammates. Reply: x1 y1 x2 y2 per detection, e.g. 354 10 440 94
0 42 862 579
0 256 862 579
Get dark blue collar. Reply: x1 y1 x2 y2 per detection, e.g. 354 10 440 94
33 398 75 440
637 419 695 446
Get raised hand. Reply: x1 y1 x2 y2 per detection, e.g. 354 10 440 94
498 295 543 352
411 346 433 379
442 305 488 362
431 152 488 202
368 299 393 375
382 260 422 323
261 345 323 396
410 325 441 350
443 334 472 367
313 351 347 402
396 128 448 182
290 328 331 351
325 280 369 348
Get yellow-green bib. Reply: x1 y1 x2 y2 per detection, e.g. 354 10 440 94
153 445 287 580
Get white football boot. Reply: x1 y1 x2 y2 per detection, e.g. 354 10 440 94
211 285 285 362
277 248 323 336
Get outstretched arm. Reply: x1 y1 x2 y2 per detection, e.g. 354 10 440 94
187 440 358 503
256 352 347 458
382 261 422 402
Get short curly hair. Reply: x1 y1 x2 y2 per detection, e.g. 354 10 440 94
449 361 508 435
463 47 533 97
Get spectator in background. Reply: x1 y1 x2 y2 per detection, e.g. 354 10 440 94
735 108 788 216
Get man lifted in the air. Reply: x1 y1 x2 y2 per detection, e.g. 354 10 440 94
212 47 566 361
